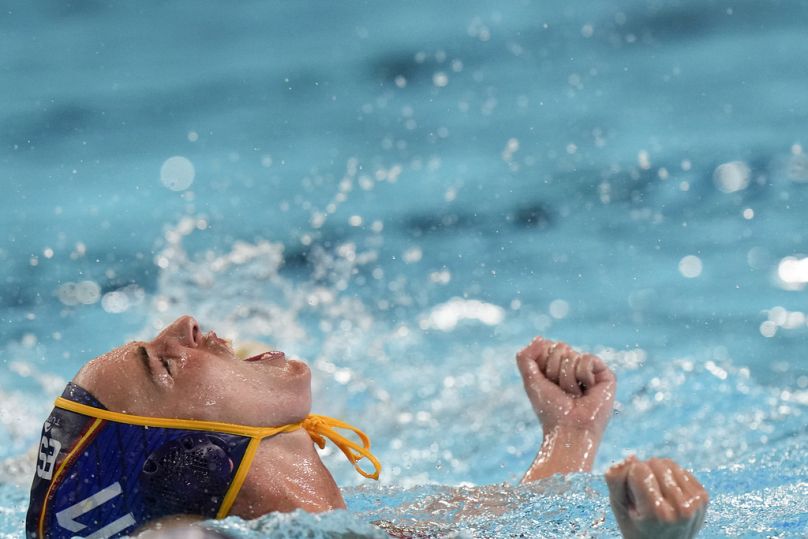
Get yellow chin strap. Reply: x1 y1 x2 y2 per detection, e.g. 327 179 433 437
53 397 381 519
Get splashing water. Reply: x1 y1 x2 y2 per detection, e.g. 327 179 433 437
3 215 804 537
3 1 808 537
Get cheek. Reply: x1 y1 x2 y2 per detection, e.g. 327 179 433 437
162 363 222 414
167 361 312 424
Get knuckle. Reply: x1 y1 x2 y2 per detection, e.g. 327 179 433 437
677 501 697 519
645 458 661 472
655 505 677 523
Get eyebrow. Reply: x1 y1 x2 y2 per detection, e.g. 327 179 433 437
138 345 154 381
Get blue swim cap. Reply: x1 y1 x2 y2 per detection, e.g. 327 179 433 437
26 383 381 538
26 383 252 538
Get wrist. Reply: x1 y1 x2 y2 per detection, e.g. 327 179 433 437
522 425 603 482
542 425 603 454
546 421 606 441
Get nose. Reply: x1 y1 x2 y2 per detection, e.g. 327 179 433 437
153 315 202 348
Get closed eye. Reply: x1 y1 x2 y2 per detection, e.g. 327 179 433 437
138 345 154 380
138 345 172 380
160 356 172 376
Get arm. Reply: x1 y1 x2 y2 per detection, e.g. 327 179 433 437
516 337 616 481
605 456 709 539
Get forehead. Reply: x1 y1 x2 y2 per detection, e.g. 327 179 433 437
72 342 151 408
82 341 141 373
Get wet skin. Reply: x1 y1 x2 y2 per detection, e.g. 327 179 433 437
516 337 616 480
73 315 345 516
606 456 709 539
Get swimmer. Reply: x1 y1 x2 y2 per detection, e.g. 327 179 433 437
26 317 708 538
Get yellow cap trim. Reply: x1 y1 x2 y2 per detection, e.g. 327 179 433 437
54 397 303 438
216 437 262 519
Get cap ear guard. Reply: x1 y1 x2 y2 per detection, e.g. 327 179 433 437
140 434 237 520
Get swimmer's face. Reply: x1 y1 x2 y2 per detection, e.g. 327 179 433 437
73 315 311 426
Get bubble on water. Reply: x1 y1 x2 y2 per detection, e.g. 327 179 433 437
429 269 451 284
77 281 101 304
637 150 651 170
160 156 195 191
549 299 570 319
760 320 777 338
679 255 703 278
421 298 505 331
765 305 806 331
102 291 129 313
187 131 199 142
334 369 352 384
394 75 407 88
713 161 750 193
743 208 754 219
101 284 145 314
501 138 519 161
432 72 449 87
70 242 87 260
57 280 101 305
403 247 423 264
786 145 808 182
776 256 808 289
21 333 38 348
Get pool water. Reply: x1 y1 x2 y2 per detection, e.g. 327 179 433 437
1 1 806 537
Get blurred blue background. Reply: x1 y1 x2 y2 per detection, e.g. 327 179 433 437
1 1 807 537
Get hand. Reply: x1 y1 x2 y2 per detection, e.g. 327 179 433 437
605 456 709 539
516 337 616 436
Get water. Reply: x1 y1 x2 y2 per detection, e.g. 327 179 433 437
1 0 807 537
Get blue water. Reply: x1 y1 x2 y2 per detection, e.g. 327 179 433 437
1 0 807 537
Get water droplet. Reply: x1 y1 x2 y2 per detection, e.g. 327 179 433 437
160 156 195 191
678 255 703 278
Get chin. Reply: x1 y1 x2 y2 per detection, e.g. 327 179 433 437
282 361 313 420
288 358 311 376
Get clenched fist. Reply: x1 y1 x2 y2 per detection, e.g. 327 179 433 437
516 337 615 436
606 456 709 539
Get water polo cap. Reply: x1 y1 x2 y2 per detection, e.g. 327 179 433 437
26 383 381 538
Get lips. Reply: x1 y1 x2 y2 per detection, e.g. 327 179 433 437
244 350 286 363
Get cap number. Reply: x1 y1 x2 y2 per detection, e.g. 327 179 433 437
36 435 62 481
